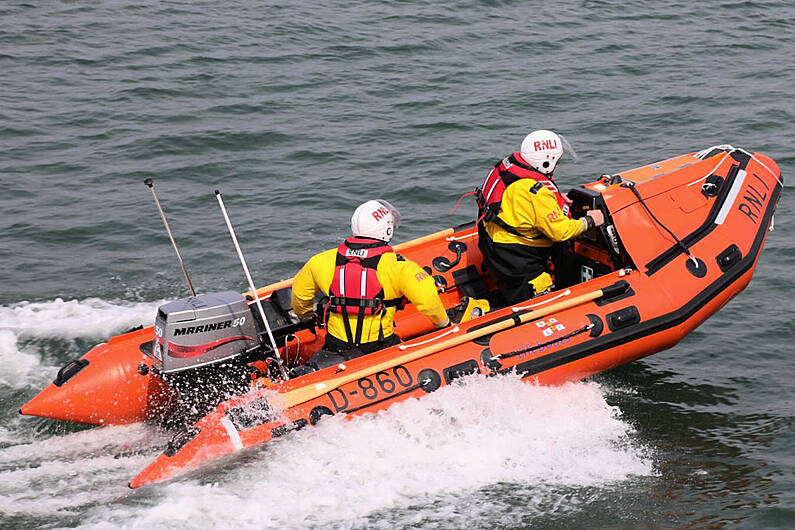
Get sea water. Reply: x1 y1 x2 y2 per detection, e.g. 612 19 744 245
1 1 793 527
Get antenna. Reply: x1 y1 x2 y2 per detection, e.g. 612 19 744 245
214 189 288 380
144 178 196 298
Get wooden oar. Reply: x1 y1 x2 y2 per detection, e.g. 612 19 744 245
280 284 619 409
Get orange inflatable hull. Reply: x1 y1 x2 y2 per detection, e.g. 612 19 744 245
19 147 782 489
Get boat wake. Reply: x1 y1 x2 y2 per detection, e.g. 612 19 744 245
0 297 162 389
81 375 652 529
0 423 166 519
0 297 161 340
2 299 654 527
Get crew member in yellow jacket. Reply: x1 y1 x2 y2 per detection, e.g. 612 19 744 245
477 130 605 305
292 199 449 371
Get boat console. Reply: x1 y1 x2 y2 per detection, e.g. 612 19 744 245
555 182 632 289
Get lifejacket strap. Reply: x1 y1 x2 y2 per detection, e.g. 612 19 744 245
328 296 403 311
354 304 365 346
340 302 356 345
508 153 534 171
490 216 544 241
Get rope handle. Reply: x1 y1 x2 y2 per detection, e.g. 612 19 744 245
398 326 460 350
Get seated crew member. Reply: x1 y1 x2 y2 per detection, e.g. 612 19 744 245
476 129 605 305
291 199 449 371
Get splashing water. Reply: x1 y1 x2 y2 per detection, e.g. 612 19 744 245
0 330 42 388
73 375 653 529
0 298 162 340
1 299 652 528
0 298 163 389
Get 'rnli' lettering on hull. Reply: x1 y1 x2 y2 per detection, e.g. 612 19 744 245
737 173 771 224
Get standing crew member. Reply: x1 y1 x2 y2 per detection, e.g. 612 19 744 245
291 199 449 371
476 130 605 305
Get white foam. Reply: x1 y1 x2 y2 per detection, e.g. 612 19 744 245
0 329 42 388
0 424 165 517
0 426 16 445
76 375 653 529
0 298 162 340
0 422 159 466
0 298 162 389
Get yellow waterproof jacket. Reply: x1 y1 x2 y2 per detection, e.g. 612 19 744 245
484 178 589 247
291 247 449 344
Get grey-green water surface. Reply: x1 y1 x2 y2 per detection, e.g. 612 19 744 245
1 1 793 528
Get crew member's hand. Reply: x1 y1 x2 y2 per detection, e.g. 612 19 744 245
294 311 317 327
586 209 605 227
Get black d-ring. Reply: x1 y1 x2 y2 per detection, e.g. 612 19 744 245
432 241 468 272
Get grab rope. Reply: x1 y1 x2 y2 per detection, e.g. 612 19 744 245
398 325 460 350
511 289 571 312
736 147 785 188
686 149 734 187
490 323 594 361
687 145 783 189
623 181 700 269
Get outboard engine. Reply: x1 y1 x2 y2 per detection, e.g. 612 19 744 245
144 289 304 428
135 182 306 428
150 291 261 374
143 291 262 428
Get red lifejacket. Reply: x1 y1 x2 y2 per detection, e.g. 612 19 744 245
477 153 570 233
326 238 403 346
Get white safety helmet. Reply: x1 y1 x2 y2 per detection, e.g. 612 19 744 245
351 199 402 243
520 129 577 175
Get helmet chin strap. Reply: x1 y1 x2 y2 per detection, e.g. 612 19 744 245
354 236 388 242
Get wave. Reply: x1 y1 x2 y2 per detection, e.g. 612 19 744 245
76 375 653 529
0 298 162 389
0 423 165 518
0 298 162 340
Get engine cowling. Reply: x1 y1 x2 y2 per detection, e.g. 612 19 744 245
150 291 261 374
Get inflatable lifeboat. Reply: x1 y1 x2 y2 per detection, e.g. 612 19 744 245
19 145 782 488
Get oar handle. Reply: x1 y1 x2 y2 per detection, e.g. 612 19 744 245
282 287 606 408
